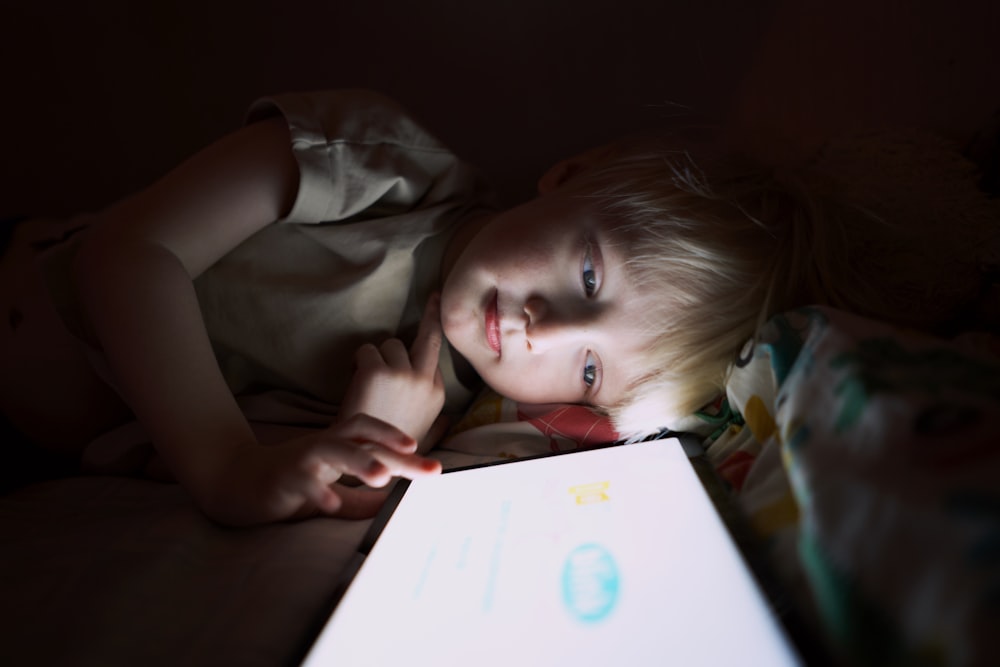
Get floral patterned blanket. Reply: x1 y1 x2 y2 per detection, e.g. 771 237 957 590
692 306 1000 667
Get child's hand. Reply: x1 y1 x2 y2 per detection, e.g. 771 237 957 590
340 296 448 450
201 414 441 526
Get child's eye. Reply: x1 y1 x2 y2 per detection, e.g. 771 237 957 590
583 352 599 388
582 245 598 297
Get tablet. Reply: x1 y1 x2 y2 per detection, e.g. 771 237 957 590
300 436 803 666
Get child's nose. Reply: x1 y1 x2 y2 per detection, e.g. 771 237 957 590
523 297 591 353
523 296 549 324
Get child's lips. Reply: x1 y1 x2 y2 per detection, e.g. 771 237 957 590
485 290 501 356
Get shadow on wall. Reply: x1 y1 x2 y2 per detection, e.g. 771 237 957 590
2 0 998 216
1 0 772 214
730 0 1000 165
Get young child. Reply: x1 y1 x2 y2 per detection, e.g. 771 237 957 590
2 90 997 526
0 90 671 524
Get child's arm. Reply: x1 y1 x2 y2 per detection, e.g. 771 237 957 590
72 118 439 525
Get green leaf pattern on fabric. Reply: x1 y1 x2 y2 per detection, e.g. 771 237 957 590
716 305 1000 666
830 337 1000 433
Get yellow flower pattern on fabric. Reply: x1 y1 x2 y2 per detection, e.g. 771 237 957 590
743 394 777 443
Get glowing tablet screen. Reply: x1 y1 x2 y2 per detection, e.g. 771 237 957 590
301 438 801 666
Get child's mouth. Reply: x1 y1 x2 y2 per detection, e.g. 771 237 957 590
485 290 502 356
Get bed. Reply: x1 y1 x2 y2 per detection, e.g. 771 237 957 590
2 300 999 666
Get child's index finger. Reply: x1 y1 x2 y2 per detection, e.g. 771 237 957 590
410 294 443 375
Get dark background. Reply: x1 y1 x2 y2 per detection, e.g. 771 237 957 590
2 0 998 216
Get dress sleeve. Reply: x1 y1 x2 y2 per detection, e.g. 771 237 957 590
245 90 467 224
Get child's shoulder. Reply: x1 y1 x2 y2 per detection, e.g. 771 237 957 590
247 89 449 153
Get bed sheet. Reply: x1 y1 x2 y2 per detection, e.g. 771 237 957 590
0 476 372 667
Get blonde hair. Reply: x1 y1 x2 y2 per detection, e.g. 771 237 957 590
568 131 1000 439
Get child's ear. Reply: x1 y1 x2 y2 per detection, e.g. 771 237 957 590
537 159 577 195
537 144 615 195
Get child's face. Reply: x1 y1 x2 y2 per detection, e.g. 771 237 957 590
441 190 654 408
